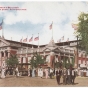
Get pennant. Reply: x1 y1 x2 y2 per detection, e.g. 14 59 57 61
34 36 39 41
29 37 33 42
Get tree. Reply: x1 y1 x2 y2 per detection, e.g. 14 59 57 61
30 52 45 68
76 12 88 53
5 54 19 68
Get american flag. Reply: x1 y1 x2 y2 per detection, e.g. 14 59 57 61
0 20 3 30
29 37 33 42
61 36 64 40
49 22 53 29
23 38 27 42
66 38 69 42
72 23 78 30
34 36 39 41
57 39 61 43
49 24 52 29
20 38 23 42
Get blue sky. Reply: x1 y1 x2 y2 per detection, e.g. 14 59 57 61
0 1 88 45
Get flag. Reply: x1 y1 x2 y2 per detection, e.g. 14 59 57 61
61 36 64 40
71 23 78 30
49 22 53 29
23 38 27 42
11 37 12 40
0 20 3 30
66 38 69 42
20 37 23 42
34 36 39 41
29 37 33 42
57 39 61 43
20 38 22 42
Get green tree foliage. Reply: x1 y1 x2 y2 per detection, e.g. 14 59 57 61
76 12 88 53
5 54 19 67
62 57 74 68
30 52 45 68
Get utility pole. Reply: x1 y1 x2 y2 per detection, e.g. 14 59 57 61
76 35 79 68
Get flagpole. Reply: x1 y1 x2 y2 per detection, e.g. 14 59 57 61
32 34 33 48
27 36 28 48
21 36 23 48
38 33 39 48
52 21 53 40
2 19 4 38
38 33 40 54
26 35 28 57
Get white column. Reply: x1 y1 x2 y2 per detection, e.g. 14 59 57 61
8 51 10 58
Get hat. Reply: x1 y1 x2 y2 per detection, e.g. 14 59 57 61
64 68 66 70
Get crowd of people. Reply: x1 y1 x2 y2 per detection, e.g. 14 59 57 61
27 67 77 85
56 67 76 85
0 66 77 85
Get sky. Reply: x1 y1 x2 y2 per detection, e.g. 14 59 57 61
0 1 88 45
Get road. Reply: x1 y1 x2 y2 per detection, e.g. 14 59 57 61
0 75 88 87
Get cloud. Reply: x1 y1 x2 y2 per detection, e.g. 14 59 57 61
0 1 88 45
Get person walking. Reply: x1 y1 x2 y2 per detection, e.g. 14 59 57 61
71 68 76 84
67 68 71 85
62 68 67 85
40 68 43 78
56 68 62 85
30 68 32 77
15 67 19 77
28 68 30 77
32 68 35 77
45 68 48 79
50 68 53 79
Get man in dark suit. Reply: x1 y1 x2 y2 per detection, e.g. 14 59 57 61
30 68 32 77
56 68 62 85
67 68 72 84
71 68 76 84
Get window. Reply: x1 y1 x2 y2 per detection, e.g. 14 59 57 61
46 55 50 63
28 57 31 63
78 60 81 64
83 60 85 64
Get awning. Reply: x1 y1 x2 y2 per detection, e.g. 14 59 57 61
80 64 86 68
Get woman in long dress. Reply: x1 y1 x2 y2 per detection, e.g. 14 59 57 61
45 68 48 79
32 68 35 77
15 67 19 77
40 68 43 78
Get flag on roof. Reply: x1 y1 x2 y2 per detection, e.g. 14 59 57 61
61 36 64 40
57 39 61 43
23 38 27 42
20 37 23 42
49 22 53 30
20 38 23 42
29 36 33 42
34 36 39 41
72 23 78 30
0 20 3 30
66 38 69 42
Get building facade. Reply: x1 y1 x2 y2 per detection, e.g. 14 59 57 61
0 37 88 70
